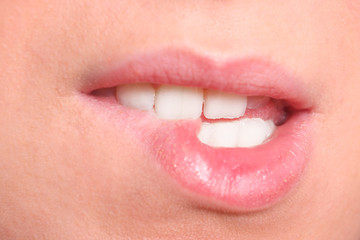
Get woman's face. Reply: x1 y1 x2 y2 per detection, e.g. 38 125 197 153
1 1 360 239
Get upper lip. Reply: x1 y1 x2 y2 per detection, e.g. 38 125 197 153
79 47 316 211
82 48 314 111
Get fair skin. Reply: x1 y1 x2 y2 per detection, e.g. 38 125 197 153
1 0 360 239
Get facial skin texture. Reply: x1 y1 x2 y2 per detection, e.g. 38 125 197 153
0 0 360 239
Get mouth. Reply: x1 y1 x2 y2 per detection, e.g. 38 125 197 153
80 48 315 212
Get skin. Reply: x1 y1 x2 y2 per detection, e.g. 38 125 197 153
0 0 360 239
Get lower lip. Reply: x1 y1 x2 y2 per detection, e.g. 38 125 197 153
82 49 314 211
147 111 312 211
84 96 313 211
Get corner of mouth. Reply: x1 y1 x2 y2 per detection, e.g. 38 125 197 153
79 48 316 212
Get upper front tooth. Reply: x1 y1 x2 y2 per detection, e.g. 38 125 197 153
204 89 247 119
155 85 203 119
116 83 155 110
237 118 275 147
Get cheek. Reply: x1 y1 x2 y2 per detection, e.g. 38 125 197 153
346 0 360 18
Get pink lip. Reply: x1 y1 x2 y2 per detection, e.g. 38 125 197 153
82 48 314 211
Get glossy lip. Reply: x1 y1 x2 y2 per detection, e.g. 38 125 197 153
81 48 315 211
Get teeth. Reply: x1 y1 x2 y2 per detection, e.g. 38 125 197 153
237 118 275 147
116 83 155 111
155 85 203 119
204 89 247 119
197 121 240 148
115 83 278 148
197 118 275 148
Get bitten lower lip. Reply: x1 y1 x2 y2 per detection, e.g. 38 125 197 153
82 48 315 211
